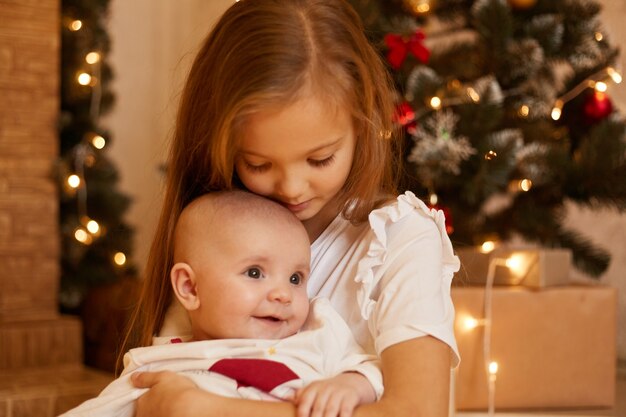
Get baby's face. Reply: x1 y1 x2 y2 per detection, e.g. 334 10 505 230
190 215 311 340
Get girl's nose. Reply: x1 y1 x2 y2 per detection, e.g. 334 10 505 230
275 171 304 202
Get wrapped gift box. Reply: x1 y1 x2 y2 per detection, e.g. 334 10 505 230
452 286 617 410
455 247 572 288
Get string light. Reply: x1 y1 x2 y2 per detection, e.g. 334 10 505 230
67 174 81 188
85 52 101 64
551 100 563 121
459 314 487 331
594 32 603 42
114 252 127 266
594 81 608 93
484 150 497 160
467 87 480 103
63 13 133 282
488 361 499 376
607 68 622 84
488 361 499 416
69 20 83 31
77 72 92 86
481 240 496 253
91 134 106 149
429 96 442 109
429 193 438 205
86 219 100 235
518 178 532 192
74 227 93 245
549 67 622 121
518 104 530 118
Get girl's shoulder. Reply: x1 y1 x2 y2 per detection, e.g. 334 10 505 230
367 191 450 244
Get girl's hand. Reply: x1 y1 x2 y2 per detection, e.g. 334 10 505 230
131 371 207 417
294 373 376 417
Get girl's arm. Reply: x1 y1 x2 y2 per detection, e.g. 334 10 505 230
132 335 451 417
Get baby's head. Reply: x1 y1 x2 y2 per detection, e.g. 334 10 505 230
171 191 311 341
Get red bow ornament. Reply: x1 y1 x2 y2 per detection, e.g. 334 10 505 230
384 30 430 70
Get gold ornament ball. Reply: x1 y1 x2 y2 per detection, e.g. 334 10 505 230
508 0 537 10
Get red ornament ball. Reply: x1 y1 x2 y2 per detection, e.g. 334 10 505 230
583 91 613 124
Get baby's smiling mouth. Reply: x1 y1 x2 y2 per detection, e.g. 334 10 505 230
255 316 283 323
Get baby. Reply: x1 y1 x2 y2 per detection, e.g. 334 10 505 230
60 191 381 417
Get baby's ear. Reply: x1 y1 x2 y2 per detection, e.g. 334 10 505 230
171 262 200 311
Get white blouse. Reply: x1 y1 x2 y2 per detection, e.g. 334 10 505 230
308 192 460 365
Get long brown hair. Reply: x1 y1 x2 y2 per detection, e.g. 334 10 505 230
121 0 400 358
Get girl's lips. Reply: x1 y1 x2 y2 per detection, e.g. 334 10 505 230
283 200 310 212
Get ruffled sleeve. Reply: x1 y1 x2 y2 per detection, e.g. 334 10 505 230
354 191 460 366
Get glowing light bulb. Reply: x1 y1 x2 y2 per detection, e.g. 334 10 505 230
551 100 563 121
92 135 106 149
114 252 127 266
467 87 480 103
481 241 496 253
463 316 479 331
594 81 608 92
505 254 528 277
519 179 532 192
74 227 93 245
518 105 530 118
484 150 497 160
595 32 604 42
85 52 101 64
429 193 438 205
488 361 499 375
69 20 83 31
429 96 442 109
77 72 92 86
67 174 81 188
607 68 622 84
86 220 100 234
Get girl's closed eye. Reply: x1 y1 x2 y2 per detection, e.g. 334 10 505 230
243 161 271 173
308 154 335 168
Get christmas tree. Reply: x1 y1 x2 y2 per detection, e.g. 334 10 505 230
350 0 626 277
59 0 136 311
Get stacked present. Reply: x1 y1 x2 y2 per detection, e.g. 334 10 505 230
452 247 617 410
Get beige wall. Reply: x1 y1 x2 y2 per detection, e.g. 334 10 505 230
105 0 626 358
104 0 234 269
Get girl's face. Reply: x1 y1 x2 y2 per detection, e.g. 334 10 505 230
236 94 356 235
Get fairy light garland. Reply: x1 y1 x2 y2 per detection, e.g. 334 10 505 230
407 66 622 123
64 15 126 267
455 251 541 414
550 66 622 121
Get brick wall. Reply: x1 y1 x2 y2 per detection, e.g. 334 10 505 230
0 4 113 416
0 0 60 322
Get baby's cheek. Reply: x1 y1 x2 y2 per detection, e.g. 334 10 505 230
295 295 311 326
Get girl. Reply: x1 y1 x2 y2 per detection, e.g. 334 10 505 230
126 0 460 416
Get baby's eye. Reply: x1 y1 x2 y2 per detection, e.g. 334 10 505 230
289 273 302 285
246 268 263 279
